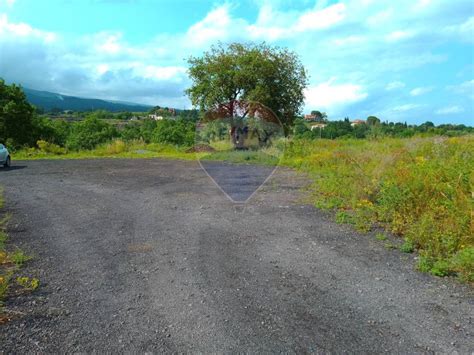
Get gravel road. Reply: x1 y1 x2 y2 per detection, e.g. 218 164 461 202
0 159 472 353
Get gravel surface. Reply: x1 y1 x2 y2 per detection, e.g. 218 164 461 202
0 159 472 353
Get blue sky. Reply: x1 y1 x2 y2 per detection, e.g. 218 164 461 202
0 0 472 124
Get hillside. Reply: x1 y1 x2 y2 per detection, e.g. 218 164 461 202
23 88 152 112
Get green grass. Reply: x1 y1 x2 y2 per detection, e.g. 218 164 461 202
10 249 32 267
281 135 474 282
14 140 196 161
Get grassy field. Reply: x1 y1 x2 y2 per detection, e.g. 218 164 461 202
11 135 474 281
282 136 473 281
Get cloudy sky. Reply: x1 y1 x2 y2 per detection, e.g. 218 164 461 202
0 0 472 124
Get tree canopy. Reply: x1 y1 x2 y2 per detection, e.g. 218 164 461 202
0 79 36 147
186 42 308 135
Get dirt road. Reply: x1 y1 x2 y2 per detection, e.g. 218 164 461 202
1 159 472 352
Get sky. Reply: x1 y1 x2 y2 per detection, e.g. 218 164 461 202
0 0 473 125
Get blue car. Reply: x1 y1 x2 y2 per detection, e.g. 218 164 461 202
0 143 11 168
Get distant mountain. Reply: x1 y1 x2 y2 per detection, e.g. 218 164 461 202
23 88 152 112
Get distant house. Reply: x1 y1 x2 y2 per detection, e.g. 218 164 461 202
310 123 327 130
304 114 317 121
351 119 366 127
149 114 163 121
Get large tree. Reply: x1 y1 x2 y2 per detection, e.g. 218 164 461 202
0 79 36 147
186 42 308 137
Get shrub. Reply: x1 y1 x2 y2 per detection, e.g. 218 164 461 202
103 139 127 154
449 247 474 282
66 116 118 150
152 119 195 146
37 140 66 154
400 239 415 253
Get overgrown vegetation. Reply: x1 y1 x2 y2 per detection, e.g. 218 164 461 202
282 136 473 281
0 189 37 319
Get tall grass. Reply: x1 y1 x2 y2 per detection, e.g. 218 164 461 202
14 139 195 161
282 136 473 281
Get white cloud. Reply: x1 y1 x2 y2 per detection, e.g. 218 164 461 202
445 16 474 43
333 35 364 46
367 8 393 27
305 79 368 111
96 64 109 75
448 79 474 98
392 104 421 112
186 5 234 46
141 65 187 81
385 81 405 90
0 14 56 42
385 30 415 42
96 33 122 54
410 86 433 96
435 106 464 115
294 3 346 32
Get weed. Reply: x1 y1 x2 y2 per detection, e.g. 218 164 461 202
449 247 474 282
11 250 32 266
16 276 39 291
376 233 387 241
431 260 452 277
0 231 6 250
400 239 415 253
384 243 397 250
283 136 473 280
335 211 353 224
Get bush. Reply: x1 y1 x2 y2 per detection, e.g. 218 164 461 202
152 119 195 146
103 139 127 154
449 247 474 282
37 140 66 154
66 116 118 150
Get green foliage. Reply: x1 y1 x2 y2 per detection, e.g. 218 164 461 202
449 247 474 282
11 249 32 266
152 119 195 146
384 243 397 250
335 211 353 224
376 233 387 241
400 239 415 253
0 272 11 307
0 79 36 147
366 116 381 126
37 140 66 154
34 117 71 146
66 116 118 150
16 276 39 290
283 136 474 280
186 42 308 135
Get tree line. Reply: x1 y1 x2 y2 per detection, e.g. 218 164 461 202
293 117 473 140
